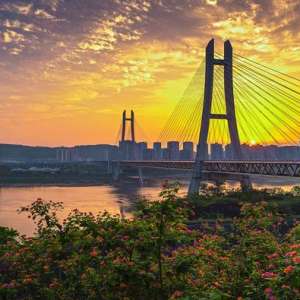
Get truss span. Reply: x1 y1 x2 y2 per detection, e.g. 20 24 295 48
119 161 300 177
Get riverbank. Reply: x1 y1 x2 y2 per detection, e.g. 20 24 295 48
1 186 300 299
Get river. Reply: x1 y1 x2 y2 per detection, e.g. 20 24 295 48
0 176 299 236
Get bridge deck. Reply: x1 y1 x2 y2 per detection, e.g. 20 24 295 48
118 160 300 177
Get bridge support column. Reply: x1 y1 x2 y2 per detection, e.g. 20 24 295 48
112 162 121 181
107 160 112 174
188 39 251 196
138 167 144 186
240 175 252 192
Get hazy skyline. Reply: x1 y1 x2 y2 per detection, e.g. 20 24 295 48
1 0 300 146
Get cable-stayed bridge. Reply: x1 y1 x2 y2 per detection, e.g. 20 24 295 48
115 39 300 195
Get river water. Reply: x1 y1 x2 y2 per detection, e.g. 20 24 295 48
0 176 299 236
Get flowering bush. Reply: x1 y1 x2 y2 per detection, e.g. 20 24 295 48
0 184 299 299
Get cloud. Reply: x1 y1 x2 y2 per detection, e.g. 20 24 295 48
34 8 56 19
2 30 25 44
0 0 300 145
0 3 33 15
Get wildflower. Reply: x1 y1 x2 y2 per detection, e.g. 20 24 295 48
267 253 279 259
290 244 300 249
283 265 295 274
23 277 33 284
262 272 277 279
171 291 183 299
2 282 16 289
285 251 297 257
90 248 98 257
292 256 300 264
268 264 275 270
264 287 273 295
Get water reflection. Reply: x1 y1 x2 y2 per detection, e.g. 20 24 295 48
0 175 299 236
0 179 166 236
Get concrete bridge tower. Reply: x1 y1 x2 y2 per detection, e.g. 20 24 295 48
121 110 135 143
119 110 137 160
188 39 251 195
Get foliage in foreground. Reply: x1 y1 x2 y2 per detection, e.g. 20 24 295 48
0 185 300 300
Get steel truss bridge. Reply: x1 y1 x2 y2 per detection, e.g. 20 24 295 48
119 161 300 178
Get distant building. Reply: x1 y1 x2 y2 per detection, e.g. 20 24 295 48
162 148 169 160
153 142 163 160
276 146 300 161
119 141 137 160
167 141 180 160
181 142 194 160
210 143 223 160
224 144 234 160
263 145 278 160
197 143 209 160
144 148 153 160
73 144 119 161
137 142 147 160
56 148 72 162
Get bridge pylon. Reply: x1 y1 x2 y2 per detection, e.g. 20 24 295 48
188 39 252 195
119 110 137 161
121 110 135 142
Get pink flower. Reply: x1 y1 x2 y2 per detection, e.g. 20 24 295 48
264 287 273 295
262 272 277 279
285 251 297 257
90 248 98 257
290 244 300 249
171 291 183 299
267 253 279 260
283 265 295 274
292 256 300 264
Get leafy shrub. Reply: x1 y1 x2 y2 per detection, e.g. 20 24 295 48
0 184 299 299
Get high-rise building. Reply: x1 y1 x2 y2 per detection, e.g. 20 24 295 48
210 143 223 160
181 142 194 160
277 146 300 161
144 148 153 160
241 144 251 160
137 142 147 160
119 141 137 160
195 143 208 160
224 144 234 160
162 148 169 160
167 141 180 160
153 142 162 160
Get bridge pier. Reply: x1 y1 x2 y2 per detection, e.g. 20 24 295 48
138 167 144 186
240 175 252 192
188 160 204 195
107 160 113 174
112 162 121 181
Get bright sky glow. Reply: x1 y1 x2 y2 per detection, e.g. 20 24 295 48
0 0 300 146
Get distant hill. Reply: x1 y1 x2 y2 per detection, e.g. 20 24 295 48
0 144 119 163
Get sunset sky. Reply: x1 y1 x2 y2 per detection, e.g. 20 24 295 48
1 0 300 146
